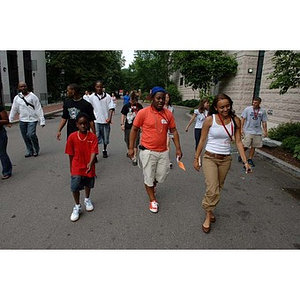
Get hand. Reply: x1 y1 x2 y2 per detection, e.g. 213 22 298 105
86 163 92 173
7 123 12 128
106 118 112 124
121 124 125 131
244 162 252 173
56 132 61 141
128 148 134 159
176 149 182 160
193 157 201 172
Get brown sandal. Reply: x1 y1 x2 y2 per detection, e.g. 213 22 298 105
202 224 211 234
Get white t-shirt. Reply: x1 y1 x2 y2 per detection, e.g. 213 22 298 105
194 109 208 129
241 106 268 135
86 92 115 124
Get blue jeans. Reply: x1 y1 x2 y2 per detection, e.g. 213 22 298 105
95 123 110 145
194 128 202 150
0 128 12 177
19 121 40 155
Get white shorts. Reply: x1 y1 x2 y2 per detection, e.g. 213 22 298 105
139 149 170 187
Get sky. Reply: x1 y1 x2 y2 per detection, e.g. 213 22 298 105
122 50 135 68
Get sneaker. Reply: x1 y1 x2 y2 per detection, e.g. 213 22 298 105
170 162 173 169
237 155 242 163
103 150 108 158
149 200 159 213
70 205 81 222
247 158 255 167
132 158 137 166
84 198 94 211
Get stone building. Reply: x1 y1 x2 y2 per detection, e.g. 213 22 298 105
171 50 300 127
0 50 48 106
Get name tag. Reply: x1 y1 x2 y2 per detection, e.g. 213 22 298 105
161 119 168 124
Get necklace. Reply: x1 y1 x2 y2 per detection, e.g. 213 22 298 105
253 107 260 120
77 131 88 141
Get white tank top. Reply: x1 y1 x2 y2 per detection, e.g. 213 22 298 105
205 114 234 155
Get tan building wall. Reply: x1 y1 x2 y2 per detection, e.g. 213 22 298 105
259 50 300 125
171 50 300 128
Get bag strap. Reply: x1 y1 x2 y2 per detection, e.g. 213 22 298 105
18 93 35 109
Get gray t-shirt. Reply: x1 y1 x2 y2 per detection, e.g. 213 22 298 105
241 106 268 135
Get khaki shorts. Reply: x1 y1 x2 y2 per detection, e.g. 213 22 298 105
139 149 170 187
243 134 263 148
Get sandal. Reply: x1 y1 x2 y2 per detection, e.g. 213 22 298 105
2 175 11 180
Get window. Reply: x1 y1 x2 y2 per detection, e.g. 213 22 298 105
180 77 184 86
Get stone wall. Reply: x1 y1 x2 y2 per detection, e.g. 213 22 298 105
171 50 300 127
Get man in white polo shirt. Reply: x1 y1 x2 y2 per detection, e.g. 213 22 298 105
87 80 115 158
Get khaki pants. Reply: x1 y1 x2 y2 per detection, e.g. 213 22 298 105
202 153 232 212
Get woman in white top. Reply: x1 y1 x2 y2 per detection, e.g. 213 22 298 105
193 93 251 234
185 98 210 149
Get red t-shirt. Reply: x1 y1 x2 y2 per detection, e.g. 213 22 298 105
133 106 176 152
65 131 99 177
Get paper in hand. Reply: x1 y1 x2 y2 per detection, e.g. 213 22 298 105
177 156 186 171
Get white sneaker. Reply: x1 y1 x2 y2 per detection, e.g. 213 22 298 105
84 198 94 211
70 205 81 222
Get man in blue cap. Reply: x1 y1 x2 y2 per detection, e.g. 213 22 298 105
128 86 183 213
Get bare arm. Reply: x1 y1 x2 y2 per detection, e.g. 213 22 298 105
185 114 196 132
89 120 95 134
121 114 126 131
69 155 73 173
56 118 67 140
193 116 212 171
128 125 139 158
262 121 268 137
0 110 9 126
241 117 245 135
234 117 252 172
170 127 183 159
87 153 97 173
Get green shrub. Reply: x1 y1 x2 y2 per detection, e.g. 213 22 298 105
166 84 182 103
293 145 300 160
281 136 300 152
268 122 300 141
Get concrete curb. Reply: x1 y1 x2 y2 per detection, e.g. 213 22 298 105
256 149 300 179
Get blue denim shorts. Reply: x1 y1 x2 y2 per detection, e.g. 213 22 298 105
71 175 95 192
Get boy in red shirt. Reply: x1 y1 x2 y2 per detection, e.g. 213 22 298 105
65 112 99 221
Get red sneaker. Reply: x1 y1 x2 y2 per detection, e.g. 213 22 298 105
149 200 159 213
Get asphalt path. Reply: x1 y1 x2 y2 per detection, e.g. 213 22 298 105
1 102 300 249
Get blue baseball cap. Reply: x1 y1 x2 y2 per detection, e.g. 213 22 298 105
150 86 166 96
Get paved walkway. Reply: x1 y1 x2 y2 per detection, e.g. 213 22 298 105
9 100 300 178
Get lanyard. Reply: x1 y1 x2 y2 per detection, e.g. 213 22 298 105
218 114 233 141
253 107 260 120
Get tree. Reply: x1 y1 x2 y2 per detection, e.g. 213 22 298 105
170 51 238 94
46 51 124 101
268 50 300 94
128 51 172 92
